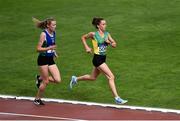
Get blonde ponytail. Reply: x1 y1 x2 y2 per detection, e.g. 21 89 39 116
32 17 47 29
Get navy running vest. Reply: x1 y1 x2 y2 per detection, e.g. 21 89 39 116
39 30 56 57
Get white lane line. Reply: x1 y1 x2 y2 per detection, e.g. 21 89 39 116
0 94 180 114
0 112 85 120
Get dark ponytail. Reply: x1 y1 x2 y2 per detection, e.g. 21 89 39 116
92 17 104 29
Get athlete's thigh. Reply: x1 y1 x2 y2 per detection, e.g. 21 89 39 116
39 65 49 81
97 63 114 78
48 64 61 81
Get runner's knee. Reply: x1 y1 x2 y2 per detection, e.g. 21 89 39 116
90 76 96 81
108 74 115 81
54 78 61 83
39 81 48 91
43 79 49 85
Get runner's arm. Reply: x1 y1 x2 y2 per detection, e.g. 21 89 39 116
107 33 117 48
81 32 95 53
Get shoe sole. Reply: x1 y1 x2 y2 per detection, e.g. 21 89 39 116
69 76 76 90
69 80 73 90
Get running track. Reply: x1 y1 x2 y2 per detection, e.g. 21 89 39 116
0 97 180 120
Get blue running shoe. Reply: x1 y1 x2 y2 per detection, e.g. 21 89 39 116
115 97 128 104
69 76 77 90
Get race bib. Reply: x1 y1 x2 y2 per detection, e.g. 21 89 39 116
47 50 55 53
99 43 107 53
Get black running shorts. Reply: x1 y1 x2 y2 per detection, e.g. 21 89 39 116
37 55 55 66
92 54 106 67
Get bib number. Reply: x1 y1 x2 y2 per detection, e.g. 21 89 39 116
99 44 107 53
47 50 55 53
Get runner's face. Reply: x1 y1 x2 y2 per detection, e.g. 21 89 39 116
48 21 56 32
98 20 106 31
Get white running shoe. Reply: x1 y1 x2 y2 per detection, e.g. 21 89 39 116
69 76 77 90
